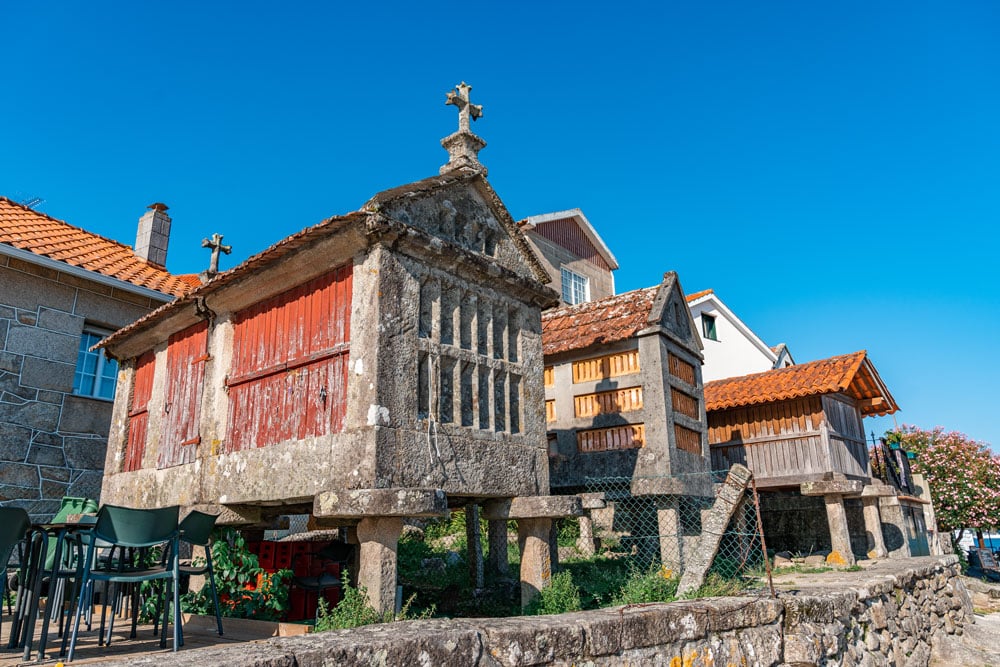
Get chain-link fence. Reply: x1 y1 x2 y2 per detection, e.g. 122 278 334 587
579 470 768 590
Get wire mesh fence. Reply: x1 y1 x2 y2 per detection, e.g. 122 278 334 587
579 469 769 591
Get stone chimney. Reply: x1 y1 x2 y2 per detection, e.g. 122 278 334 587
134 203 171 269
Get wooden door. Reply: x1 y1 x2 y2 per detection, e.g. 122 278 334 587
159 322 209 468
226 266 352 452
124 351 155 472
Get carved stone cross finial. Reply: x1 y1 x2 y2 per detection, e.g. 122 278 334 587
446 82 483 134
201 233 232 275
441 82 487 176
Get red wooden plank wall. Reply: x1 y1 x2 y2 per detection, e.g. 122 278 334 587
159 321 209 469
534 218 611 270
124 351 156 472
226 265 352 452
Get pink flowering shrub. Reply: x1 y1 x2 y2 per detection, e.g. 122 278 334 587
888 425 1000 537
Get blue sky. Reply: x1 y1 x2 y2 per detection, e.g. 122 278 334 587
2 2 997 447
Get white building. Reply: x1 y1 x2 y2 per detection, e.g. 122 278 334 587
686 289 794 382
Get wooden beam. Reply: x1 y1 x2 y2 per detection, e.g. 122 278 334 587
858 397 886 410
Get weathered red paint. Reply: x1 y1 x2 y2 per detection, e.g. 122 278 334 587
226 265 352 452
124 350 156 472
533 217 611 270
159 321 209 469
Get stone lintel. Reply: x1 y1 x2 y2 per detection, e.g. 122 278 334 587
186 504 261 526
482 495 582 521
578 492 607 510
861 482 898 498
800 480 864 497
631 474 715 498
313 488 448 519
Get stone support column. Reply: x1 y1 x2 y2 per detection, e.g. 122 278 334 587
356 517 404 615
576 514 596 558
465 504 484 589
879 495 913 558
656 498 684 573
823 494 856 566
517 518 552 609
862 496 888 559
486 519 510 577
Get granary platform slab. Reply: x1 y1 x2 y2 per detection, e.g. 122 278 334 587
313 487 449 519
482 495 582 520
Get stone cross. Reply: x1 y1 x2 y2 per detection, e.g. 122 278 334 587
201 233 232 275
446 82 483 134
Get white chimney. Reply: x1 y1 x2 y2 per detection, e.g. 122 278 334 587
134 202 171 269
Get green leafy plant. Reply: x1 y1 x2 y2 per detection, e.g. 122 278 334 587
314 569 433 630
180 528 291 621
524 570 582 615
612 564 679 605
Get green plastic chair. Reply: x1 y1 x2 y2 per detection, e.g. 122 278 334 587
66 504 181 662
0 507 31 644
154 511 222 640
44 497 98 571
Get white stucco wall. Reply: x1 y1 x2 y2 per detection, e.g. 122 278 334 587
689 299 776 382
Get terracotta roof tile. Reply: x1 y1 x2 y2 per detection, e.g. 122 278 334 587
0 196 193 298
705 350 899 416
685 288 713 302
542 286 659 356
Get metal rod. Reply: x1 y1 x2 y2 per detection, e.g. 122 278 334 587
750 474 776 598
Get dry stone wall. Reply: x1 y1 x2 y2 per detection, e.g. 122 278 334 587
107 556 970 667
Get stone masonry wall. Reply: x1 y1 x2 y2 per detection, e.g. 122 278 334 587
110 556 970 667
0 257 163 520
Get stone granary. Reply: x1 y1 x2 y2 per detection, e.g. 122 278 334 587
540 275 712 570
0 198 195 519
706 351 937 564
96 83 580 612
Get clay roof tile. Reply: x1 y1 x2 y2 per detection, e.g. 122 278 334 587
0 196 194 298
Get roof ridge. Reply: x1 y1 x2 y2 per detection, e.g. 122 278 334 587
704 350 867 388
542 284 658 319
0 196 139 254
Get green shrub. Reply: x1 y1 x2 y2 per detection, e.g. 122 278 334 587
180 528 291 621
612 564 679 605
524 571 581 615
556 518 580 547
561 555 631 609
314 569 433 630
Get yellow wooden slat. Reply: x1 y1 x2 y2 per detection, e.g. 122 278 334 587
576 424 645 453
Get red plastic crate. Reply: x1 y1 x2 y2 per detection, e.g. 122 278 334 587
257 542 275 571
293 555 314 577
287 588 306 621
302 591 319 620
245 540 262 555
322 587 341 608
274 542 293 569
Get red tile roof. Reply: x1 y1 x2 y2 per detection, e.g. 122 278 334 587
0 197 193 298
705 351 899 416
685 288 713 302
542 286 659 356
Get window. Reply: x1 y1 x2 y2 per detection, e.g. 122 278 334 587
701 314 718 341
73 328 119 400
560 267 590 305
